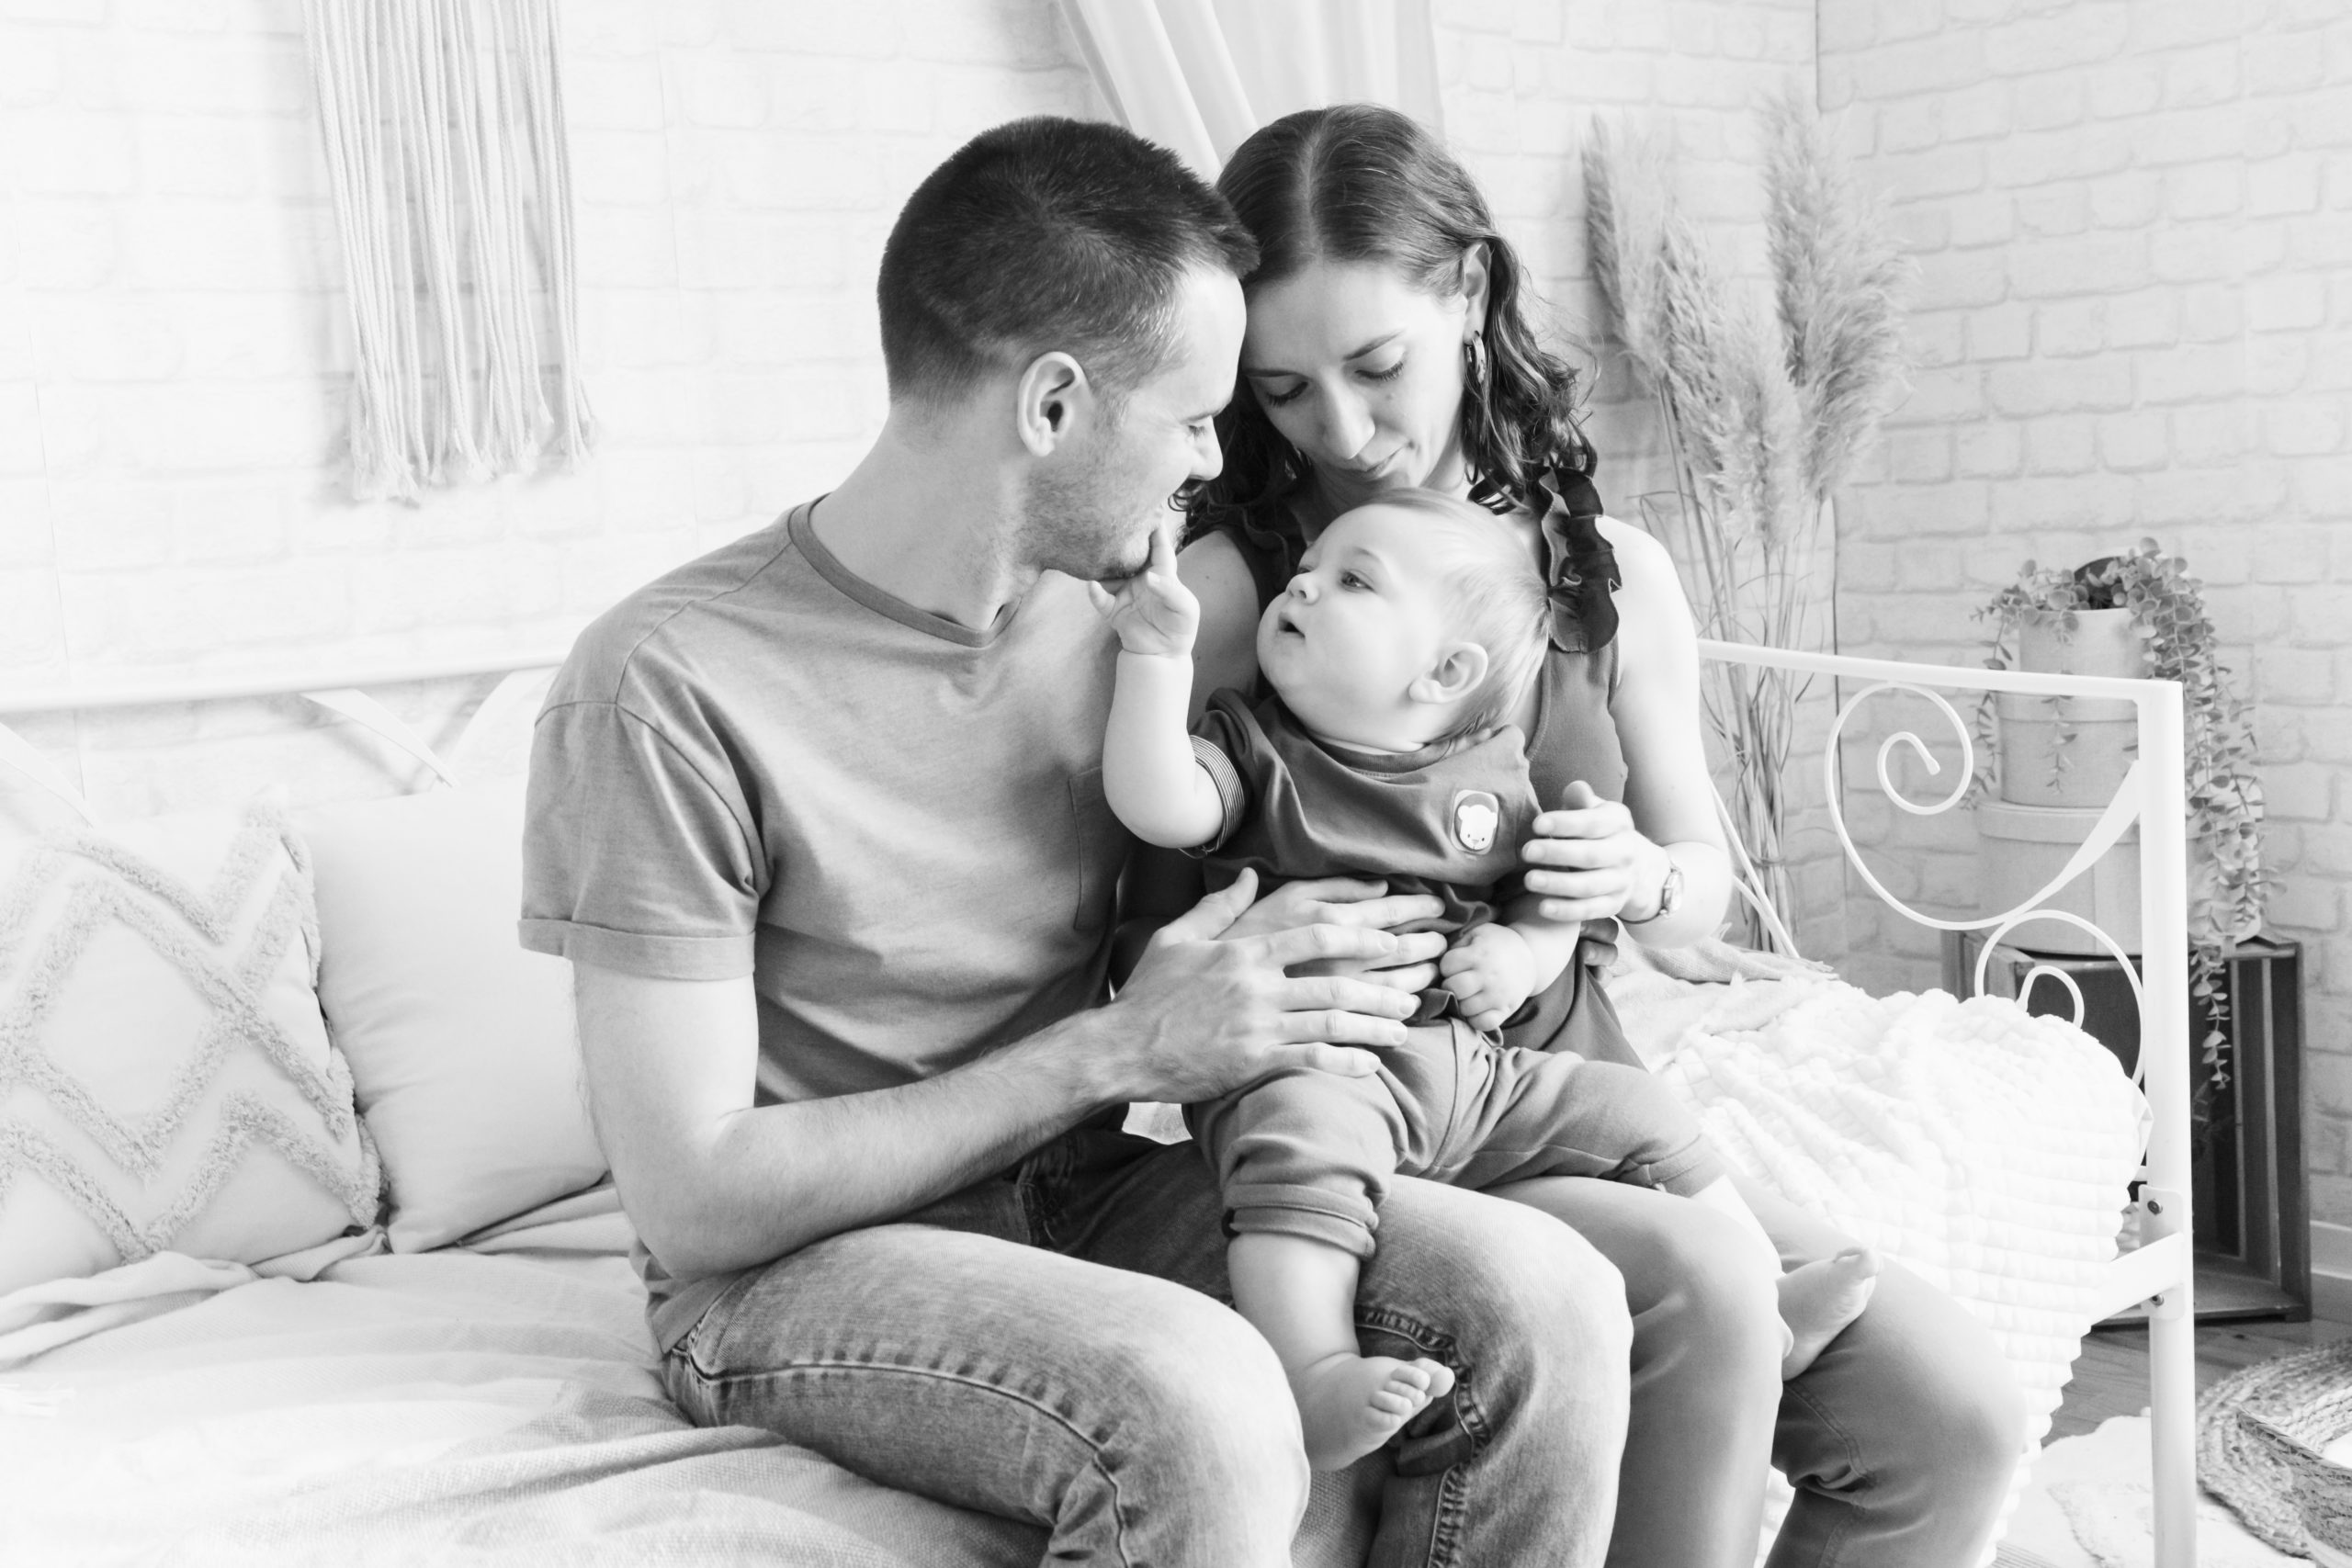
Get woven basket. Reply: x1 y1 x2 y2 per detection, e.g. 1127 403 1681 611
2200 1337 2352 1562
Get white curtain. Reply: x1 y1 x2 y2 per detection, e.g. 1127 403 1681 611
1058 0 1444 180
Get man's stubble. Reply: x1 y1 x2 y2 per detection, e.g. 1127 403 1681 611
1018 412 1165 585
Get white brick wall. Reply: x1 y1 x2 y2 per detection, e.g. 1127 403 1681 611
0 0 1106 813
2 0 1811 819
1821 2 2352 1222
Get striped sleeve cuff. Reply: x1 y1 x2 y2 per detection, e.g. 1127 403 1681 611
1188 735 1248 855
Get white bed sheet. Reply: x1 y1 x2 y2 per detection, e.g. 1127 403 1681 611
0 1195 1047 1568
1 1191 1378 1568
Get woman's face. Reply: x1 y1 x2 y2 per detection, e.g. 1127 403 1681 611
1238 255 1487 517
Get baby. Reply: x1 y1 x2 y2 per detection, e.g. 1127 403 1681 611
1095 490 1880 1469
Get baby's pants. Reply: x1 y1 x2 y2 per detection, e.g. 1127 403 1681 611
1186 1021 1725 1258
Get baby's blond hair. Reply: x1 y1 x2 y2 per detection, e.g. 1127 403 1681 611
1347 490 1550 739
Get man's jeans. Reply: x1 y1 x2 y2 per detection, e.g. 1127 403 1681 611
662 1123 1634 1567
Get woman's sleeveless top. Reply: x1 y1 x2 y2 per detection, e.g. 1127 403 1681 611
1200 468 1645 1068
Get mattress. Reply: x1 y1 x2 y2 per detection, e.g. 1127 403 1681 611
2 947 2147 1567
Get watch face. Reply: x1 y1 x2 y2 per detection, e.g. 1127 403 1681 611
1658 865 1684 914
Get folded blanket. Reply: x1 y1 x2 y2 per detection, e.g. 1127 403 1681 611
1609 938 2151 1562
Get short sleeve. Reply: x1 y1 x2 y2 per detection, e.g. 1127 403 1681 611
519 698 763 980
1187 692 1266 856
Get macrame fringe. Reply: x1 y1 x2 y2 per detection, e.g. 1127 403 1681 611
303 0 594 502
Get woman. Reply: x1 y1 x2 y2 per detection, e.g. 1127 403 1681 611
1170 105 2026 1568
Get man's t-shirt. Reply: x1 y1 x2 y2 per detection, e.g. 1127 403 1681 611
519 501 1130 1350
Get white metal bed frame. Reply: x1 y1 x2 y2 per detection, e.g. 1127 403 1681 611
1698 637 2198 1567
0 637 2202 1564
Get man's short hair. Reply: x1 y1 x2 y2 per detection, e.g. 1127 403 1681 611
1360 491 1552 739
877 118 1258 408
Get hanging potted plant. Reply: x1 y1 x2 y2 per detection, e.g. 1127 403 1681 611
1973 539 2266 1122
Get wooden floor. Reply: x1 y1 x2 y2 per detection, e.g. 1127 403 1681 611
2049 1315 2352 1442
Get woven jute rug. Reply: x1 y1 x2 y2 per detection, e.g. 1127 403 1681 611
2202 1337 2352 1563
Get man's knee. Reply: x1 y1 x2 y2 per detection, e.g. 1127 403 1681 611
1097 1288 1310 1509
1373 1182 1633 1371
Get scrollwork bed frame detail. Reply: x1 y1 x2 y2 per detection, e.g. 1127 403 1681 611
1701 638 2196 1567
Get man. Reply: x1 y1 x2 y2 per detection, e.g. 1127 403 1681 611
522 117 1629 1566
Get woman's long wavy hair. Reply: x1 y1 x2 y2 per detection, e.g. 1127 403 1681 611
1187 104 1594 537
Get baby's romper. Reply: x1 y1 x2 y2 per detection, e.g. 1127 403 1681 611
1182 691 1721 1259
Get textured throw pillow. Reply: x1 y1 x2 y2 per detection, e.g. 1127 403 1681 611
299 780 605 1252
0 795 381 1297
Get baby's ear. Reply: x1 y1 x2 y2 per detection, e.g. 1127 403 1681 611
1408 641 1490 707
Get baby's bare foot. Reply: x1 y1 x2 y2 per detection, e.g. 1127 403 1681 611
1290 1353 1456 1471
1779 1247 1882 1380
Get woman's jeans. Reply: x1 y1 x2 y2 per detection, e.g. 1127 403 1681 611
1502 1174 2028 1568
662 1124 1634 1568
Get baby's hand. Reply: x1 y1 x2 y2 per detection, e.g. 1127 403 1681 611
1439 923 1536 1033
1088 513 1199 658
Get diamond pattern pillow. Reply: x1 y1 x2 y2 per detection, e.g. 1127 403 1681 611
0 795 381 1296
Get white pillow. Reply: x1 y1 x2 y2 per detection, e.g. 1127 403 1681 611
0 795 381 1296
300 780 605 1251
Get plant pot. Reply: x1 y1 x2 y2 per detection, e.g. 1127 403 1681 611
1976 801 2260 955
1997 607 2145 808
1977 800 2145 954
2016 605 2145 680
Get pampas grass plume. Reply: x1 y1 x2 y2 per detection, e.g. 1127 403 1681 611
1764 86 1913 507
1579 91 1912 947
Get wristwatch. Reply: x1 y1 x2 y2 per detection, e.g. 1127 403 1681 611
1630 859 1683 924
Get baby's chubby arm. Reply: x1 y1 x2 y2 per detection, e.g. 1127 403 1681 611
1090 518 1228 850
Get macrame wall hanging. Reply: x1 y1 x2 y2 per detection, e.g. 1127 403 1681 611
303 0 593 503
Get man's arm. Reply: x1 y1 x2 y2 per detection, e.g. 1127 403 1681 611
579 872 1424 1280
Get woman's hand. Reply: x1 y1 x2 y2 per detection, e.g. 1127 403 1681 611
1521 780 1670 924
1220 874 1447 993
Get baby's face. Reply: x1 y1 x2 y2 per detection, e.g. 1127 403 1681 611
1256 503 1462 749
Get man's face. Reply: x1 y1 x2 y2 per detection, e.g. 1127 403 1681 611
1022 263 1245 581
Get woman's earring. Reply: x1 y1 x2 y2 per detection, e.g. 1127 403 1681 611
1464 333 1490 391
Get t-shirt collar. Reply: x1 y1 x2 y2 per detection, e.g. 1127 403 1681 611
789 500 1017 649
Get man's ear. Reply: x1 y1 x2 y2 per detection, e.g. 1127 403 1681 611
1014 351 1094 457
1458 242 1492 338
1408 640 1490 707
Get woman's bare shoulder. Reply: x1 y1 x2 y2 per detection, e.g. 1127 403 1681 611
1591 514 1673 586
1177 526 1254 595
1591 515 1701 688
1178 526 1263 700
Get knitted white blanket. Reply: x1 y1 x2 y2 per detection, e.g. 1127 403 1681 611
1608 940 2153 1562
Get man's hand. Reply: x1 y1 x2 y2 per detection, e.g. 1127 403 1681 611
1438 923 1536 1033
1089 514 1200 658
1091 869 1420 1105
1218 875 1448 993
